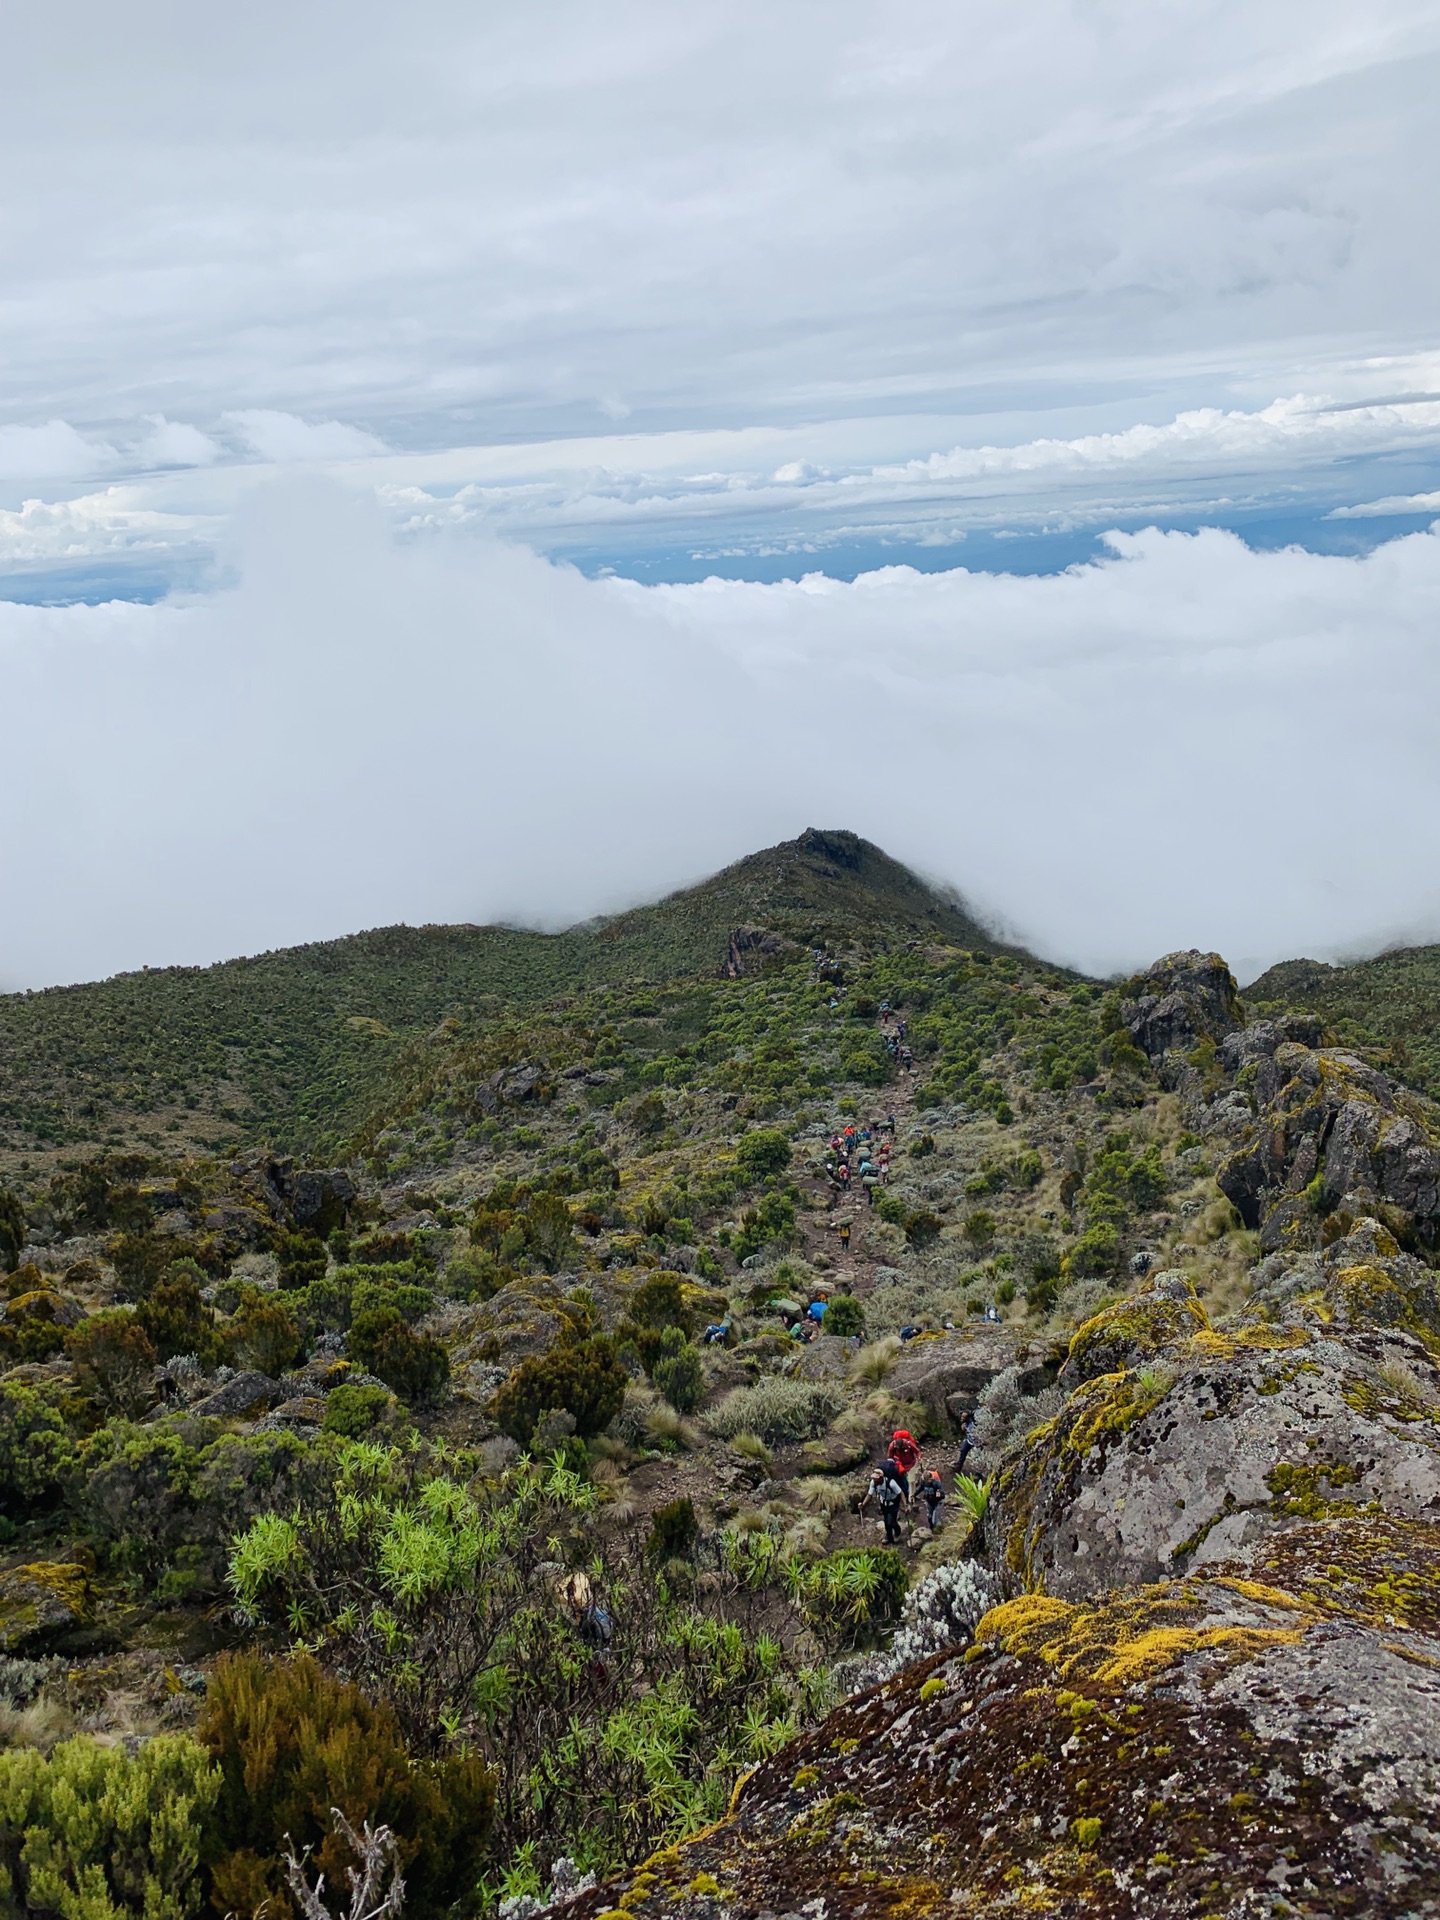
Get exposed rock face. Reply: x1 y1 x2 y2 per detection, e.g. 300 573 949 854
229 1154 354 1232
181 1369 282 1421
722 926 794 978
1215 1027 1440 1253
1121 950 1243 1065
555 1517 1440 1919
471 1063 550 1116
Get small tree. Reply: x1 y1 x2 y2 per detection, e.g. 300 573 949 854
651 1327 702 1413
227 1292 303 1376
67 1309 158 1417
347 1309 448 1407
821 1294 865 1338
490 1338 626 1447
0 1187 27 1272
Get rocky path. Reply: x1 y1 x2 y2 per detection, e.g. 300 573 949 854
793 1025 920 1298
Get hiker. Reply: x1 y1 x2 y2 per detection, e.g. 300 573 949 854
838 1219 852 1254
956 1409 979 1474
702 1320 729 1345
919 1470 945 1530
860 1465 904 1543
887 1427 921 1504
863 1174 878 1207
564 1572 613 1649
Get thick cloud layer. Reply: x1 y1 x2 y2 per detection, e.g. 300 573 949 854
3 485 1437 991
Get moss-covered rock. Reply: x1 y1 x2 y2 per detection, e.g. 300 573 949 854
1062 1270 1209 1384
552 1517 1440 1919
1216 1031 1440 1253
0 1560 89 1651
986 1315 1440 1600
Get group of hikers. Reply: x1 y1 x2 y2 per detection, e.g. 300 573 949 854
879 1003 914 1074
825 1115 895 1214
858 1416 981 1544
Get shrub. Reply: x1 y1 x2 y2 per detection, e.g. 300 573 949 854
962 1209 996 1248
852 1560 1004 1688
138 1268 218 1364
198 1652 493 1920
347 1308 449 1407
705 1378 840 1446
67 1310 157 1417
0 1733 219 1920
800 1547 908 1649
0 1288 69 1367
875 1192 907 1228
731 1192 796 1263
1069 1223 1122 1277
647 1495 698 1562
0 1188 26 1271
443 1246 502 1302
226 1292 303 1376
490 1337 627 1446
0 1379 77 1514
735 1129 792 1182
322 1382 392 1437
651 1327 703 1413
350 1276 435 1325
821 1294 865 1338
275 1229 328 1291
905 1210 943 1249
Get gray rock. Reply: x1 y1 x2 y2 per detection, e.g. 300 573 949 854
1120 949 1243 1063
184 1370 282 1420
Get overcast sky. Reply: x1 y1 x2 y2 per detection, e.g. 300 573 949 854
2 2 1439 986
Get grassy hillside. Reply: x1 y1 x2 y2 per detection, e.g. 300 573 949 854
0 829 1004 1171
1246 943 1440 1098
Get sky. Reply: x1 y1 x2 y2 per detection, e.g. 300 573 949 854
2 1 1440 987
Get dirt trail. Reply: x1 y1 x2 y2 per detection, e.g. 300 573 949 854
794 1021 920 1297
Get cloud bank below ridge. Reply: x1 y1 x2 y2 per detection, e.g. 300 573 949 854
2 483 1437 992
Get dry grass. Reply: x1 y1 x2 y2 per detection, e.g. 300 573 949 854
0 1694 74 1752
645 1401 703 1449
847 1336 901 1386
796 1475 856 1517
729 1431 773 1469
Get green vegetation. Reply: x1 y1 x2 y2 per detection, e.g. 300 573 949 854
1248 945 1440 1097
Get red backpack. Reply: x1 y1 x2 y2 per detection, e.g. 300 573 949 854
889 1430 920 1472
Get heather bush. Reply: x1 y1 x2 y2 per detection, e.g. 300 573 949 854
138 1268 219 1364
322 1381 393 1437
199 1651 493 1920
0 1188 26 1271
0 1379 77 1515
820 1293 865 1337
735 1129 791 1182
67 1310 157 1417
225 1290 303 1375
651 1325 703 1413
347 1307 449 1407
490 1337 626 1446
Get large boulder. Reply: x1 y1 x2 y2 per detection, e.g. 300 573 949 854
1215 1033 1440 1253
1060 1269 1208 1383
1120 950 1242 1064
552 1514 1440 1919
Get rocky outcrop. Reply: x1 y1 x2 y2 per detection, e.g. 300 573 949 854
986 1229 1440 1600
229 1155 354 1232
554 1515 1440 1919
1121 950 1242 1064
722 926 796 978
470 1064 551 1116
1215 1026 1440 1253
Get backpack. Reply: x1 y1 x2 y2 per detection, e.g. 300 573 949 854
878 1475 901 1508
889 1431 920 1471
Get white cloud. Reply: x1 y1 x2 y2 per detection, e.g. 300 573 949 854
0 2 1437 488
0 489 212 563
221 411 389 463
2 482 1437 990
1329 491 1440 518
0 420 116 480
135 417 220 469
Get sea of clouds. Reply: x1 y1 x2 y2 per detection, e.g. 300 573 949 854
3 482 1436 992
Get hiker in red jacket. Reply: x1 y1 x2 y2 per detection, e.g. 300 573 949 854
887 1428 921 1507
